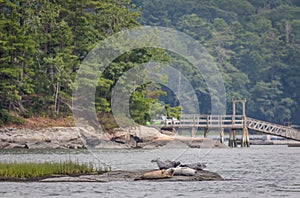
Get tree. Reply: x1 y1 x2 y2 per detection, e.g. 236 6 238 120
0 0 37 119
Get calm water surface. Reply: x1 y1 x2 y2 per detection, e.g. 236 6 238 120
0 145 299 198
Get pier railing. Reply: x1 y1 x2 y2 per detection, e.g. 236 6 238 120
151 114 245 129
149 114 300 141
246 117 300 141
179 114 244 129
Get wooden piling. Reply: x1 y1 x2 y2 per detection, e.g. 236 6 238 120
191 127 195 137
228 129 237 147
220 128 224 143
204 128 208 138
241 127 250 147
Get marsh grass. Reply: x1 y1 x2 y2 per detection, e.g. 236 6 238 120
0 160 107 179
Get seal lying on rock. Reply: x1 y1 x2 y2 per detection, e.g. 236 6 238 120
179 162 206 170
135 168 175 180
151 159 180 169
172 167 197 176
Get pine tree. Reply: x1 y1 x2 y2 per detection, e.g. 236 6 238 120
0 0 37 122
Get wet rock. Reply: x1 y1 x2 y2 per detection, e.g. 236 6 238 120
0 142 9 148
0 127 98 149
129 126 169 142
4 143 28 149
159 130 176 136
139 140 168 149
160 139 190 148
94 140 129 149
25 142 63 149
65 143 86 149
188 139 229 148
109 126 173 148
39 169 224 182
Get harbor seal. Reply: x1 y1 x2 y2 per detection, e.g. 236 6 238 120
136 168 175 180
172 167 197 176
179 162 206 170
151 159 180 169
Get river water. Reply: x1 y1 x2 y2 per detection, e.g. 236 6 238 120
0 144 299 198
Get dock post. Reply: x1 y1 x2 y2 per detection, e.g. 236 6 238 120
228 129 237 147
241 127 250 147
220 128 224 143
232 99 248 148
177 128 182 135
241 99 249 147
191 127 195 137
204 128 208 138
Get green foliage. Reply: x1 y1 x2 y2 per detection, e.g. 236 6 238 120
132 0 300 124
1 0 300 127
0 0 141 126
0 110 25 126
164 104 181 120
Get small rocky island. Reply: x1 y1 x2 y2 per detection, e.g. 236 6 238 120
41 159 224 182
0 166 224 182
40 169 224 182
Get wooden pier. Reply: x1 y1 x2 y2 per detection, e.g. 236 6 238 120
149 100 300 147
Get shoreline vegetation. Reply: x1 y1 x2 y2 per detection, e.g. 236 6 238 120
0 160 108 181
1 116 75 129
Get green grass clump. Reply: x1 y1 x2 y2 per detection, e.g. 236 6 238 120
0 161 107 179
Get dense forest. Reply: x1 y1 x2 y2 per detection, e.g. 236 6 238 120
0 0 299 128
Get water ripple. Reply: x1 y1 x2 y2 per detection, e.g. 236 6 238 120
0 146 299 198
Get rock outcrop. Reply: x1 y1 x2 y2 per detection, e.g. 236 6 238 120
0 126 100 149
39 169 224 182
0 126 228 149
103 126 171 148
